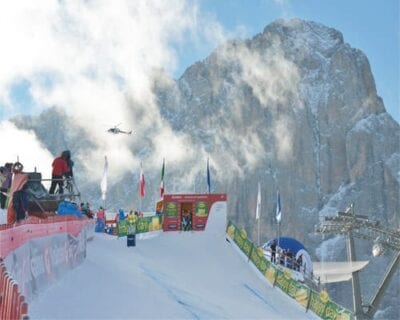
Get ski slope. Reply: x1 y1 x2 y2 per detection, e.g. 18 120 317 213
29 210 318 319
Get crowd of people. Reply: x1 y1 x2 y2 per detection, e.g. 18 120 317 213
96 208 140 235
0 150 82 225
269 239 304 272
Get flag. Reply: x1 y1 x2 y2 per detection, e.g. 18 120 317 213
207 157 211 193
256 182 261 220
160 158 165 198
139 161 145 198
100 156 108 201
276 189 282 223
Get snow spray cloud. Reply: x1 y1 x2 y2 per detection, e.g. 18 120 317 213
205 35 301 170
0 121 53 179
0 0 227 181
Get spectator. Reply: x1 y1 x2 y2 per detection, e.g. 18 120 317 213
62 150 74 178
181 210 192 231
12 183 29 223
96 206 106 221
296 254 303 272
0 167 7 209
127 210 137 225
4 163 13 188
270 239 277 263
118 208 126 221
49 153 69 194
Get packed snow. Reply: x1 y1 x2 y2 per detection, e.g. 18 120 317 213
29 210 318 319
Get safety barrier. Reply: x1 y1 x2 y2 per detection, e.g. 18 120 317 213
0 259 28 320
0 215 93 319
226 221 353 320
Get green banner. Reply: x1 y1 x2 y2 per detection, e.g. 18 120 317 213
309 291 327 318
195 201 208 217
287 281 310 308
118 216 162 237
250 246 270 274
265 264 277 284
164 202 178 217
226 222 236 239
275 269 291 293
136 215 162 234
117 220 129 237
225 221 352 320
323 301 352 320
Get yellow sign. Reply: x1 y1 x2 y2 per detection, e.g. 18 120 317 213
320 289 329 303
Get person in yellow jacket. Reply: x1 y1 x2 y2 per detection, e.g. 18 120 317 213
126 210 138 247
127 210 137 234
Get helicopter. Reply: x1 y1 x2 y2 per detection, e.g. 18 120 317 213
107 123 132 135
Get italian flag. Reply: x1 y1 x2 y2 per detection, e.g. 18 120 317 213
160 159 165 198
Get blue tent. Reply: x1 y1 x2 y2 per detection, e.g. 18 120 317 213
264 237 307 254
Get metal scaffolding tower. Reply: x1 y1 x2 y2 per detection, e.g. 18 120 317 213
316 204 400 320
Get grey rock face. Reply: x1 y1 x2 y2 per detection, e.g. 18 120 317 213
157 19 399 319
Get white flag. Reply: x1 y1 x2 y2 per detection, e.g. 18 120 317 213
256 182 261 220
276 189 282 223
100 156 108 201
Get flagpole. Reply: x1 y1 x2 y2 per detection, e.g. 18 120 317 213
276 189 281 251
139 188 141 213
277 221 280 248
256 182 261 246
207 157 211 194
139 161 142 213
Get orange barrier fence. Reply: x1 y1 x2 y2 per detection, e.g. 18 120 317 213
0 215 92 259
0 259 28 320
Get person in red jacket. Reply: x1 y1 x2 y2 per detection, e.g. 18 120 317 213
49 153 70 194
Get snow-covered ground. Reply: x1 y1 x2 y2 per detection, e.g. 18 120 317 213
29 211 318 319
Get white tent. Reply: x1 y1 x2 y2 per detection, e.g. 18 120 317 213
313 261 369 284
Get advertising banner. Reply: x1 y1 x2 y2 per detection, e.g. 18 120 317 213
250 246 270 275
118 216 162 237
4 224 89 302
323 301 352 320
287 281 310 308
136 215 162 234
195 201 208 217
265 264 277 284
226 221 235 239
118 220 129 237
309 290 327 318
225 221 353 320
275 269 291 293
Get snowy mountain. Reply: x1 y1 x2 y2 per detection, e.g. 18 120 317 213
11 19 399 319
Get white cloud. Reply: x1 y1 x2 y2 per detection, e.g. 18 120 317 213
0 121 53 179
0 0 227 180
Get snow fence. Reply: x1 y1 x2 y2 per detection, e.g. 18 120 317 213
226 221 353 320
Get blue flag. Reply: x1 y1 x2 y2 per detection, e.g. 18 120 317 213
276 190 282 223
207 158 211 193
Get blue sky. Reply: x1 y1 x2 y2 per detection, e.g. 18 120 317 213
177 0 399 123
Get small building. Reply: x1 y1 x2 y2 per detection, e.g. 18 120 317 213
162 193 227 232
